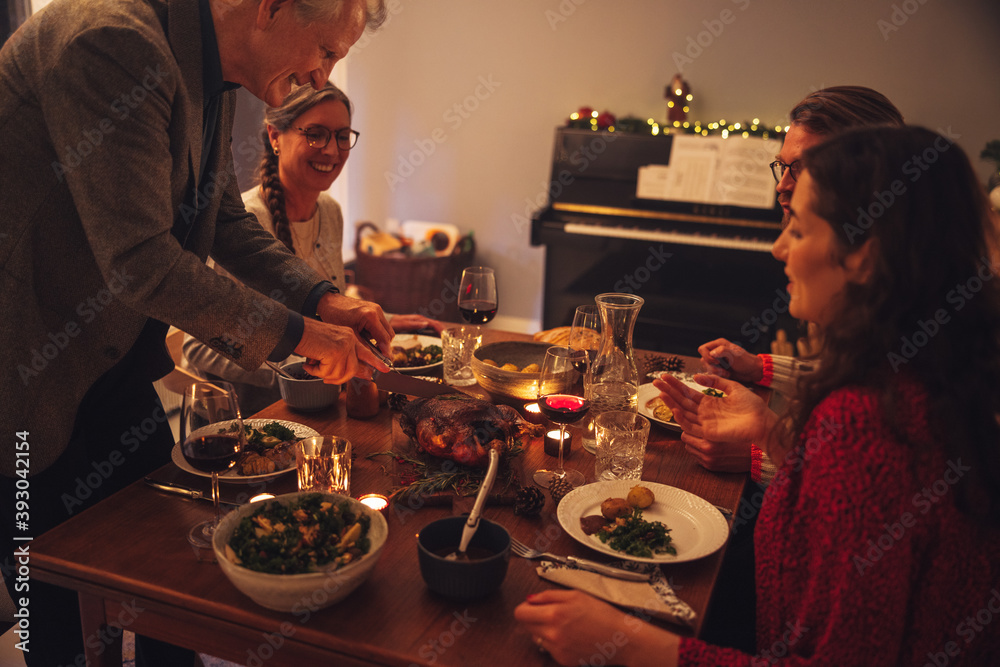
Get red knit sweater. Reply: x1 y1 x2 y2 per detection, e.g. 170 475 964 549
680 382 1000 665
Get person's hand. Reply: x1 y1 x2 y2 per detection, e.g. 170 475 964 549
653 374 775 471
698 338 763 383
315 292 394 357
293 319 378 384
388 313 444 335
514 590 679 666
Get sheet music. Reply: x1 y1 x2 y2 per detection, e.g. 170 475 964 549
636 135 779 209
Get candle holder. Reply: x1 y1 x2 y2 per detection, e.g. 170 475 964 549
358 493 389 512
522 401 544 424
544 429 571 457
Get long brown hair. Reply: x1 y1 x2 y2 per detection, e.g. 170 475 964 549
257 83 352 253
779 126 1000 523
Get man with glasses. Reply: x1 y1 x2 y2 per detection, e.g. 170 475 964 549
657 86 903 653
0 1 388 665
686 86 904 482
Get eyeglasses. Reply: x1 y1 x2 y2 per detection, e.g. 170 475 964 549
769 159 802 183
294 126 360 150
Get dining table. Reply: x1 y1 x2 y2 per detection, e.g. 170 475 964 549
30 329 756 667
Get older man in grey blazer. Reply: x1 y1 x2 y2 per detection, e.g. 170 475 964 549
0 0 386 664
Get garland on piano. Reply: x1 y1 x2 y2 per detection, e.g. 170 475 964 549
566 107 787 140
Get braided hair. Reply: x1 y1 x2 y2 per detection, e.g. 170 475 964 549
257 82 353 253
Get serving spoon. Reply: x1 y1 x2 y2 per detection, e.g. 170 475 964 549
265 360 298 380
447 445 501 560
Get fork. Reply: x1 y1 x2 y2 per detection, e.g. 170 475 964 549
509 537 652 582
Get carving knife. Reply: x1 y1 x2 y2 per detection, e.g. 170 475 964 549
371 370 459 397
358 329 459 397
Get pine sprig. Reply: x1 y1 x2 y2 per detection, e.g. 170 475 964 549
368 439 525 504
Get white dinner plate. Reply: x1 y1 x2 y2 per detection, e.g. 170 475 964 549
637 376 712 431
171 419 319 483
390 334 443 374
556 480 729 564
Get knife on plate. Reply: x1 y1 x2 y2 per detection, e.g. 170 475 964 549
143 477 240 508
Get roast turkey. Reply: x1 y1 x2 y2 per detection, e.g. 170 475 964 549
399 395 543 468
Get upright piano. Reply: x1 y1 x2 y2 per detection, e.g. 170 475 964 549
531 128 797 355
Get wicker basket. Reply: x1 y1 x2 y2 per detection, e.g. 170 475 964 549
353 222 474 321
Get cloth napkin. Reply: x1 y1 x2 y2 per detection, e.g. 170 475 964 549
536 561 696 628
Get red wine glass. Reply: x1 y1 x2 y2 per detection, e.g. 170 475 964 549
458 266 498 327
179 381 245 548
533 346 588 488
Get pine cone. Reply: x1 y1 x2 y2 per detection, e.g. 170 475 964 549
387 393 410 411
643 354 684 377
549 475 574 505
513 486 545 517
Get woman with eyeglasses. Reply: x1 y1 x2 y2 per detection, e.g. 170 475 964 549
183 83 440 412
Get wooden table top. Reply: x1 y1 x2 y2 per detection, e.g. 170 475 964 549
30 331 749 666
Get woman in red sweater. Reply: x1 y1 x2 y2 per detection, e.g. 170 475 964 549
515 126 1000 665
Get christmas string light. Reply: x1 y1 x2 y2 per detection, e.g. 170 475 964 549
566 107 787 139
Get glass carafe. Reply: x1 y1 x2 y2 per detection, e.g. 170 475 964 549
581 293 644 453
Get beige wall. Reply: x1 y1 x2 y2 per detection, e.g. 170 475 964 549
26 0 1000 332
343 0 1000 332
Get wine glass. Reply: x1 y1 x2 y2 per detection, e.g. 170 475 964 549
532 346 588 488
458 266 498 326
570 304 601 366
179 381 245 548
571 304 602 453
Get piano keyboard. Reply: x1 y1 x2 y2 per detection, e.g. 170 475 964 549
563 222 775 253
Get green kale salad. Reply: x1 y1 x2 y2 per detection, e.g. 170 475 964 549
597 508 676 558
225 494 371 574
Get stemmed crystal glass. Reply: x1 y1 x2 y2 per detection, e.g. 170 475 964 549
571 304 602 452
570 304 601 365
179 381 245 548
457 266 498 327
532 346 588 488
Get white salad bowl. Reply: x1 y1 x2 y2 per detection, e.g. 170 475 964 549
212 492 388 612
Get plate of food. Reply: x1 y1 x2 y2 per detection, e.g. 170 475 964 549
171 419 319 482
556 480 729 564
638 377 725 432
389 334 443 373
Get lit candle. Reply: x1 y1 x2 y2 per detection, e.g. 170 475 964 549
522 401 544 424
358 493 389 512
544 429 571 457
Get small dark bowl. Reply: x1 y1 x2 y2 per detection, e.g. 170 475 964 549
416 517 511 601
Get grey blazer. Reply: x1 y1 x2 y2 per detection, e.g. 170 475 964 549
0 0 327 474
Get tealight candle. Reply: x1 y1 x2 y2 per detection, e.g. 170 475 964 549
358 493 389 512
544 429 571 457
522 401 544 424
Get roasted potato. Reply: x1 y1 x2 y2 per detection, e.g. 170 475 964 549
601 497 632 520
627 485 655 509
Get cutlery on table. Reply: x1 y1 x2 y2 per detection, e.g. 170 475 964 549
509 537 652 582
143 477 240 508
